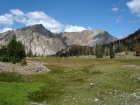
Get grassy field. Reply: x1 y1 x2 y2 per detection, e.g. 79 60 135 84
0 57 140 105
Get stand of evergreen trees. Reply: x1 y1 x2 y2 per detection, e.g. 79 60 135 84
54 44 115 58
0 38 26 63
54 45 95 57
96 44 103 58
103 28 140 53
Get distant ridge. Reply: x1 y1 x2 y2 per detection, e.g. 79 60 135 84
58 29 118 47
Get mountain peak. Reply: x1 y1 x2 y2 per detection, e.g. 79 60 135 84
94 29 105 32
19 24 47 31
30 24 44 29
17 24 54 37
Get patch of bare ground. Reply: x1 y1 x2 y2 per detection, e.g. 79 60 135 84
0 61 50 74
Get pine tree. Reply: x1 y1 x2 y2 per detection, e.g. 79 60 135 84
0 46 7 56
7 38 26 63
96 44 103 58
110 45 115 59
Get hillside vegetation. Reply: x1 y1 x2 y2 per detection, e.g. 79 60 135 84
54 28 140 58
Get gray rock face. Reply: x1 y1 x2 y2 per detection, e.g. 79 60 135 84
0 24 66 56
59 29 118 47
0 24 117 56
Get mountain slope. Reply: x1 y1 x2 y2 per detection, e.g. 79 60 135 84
104 28 140 52
0 24 118 56
58 29 118 47
0 24 66 56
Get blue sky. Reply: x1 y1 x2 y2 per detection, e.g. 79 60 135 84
0 0 140 39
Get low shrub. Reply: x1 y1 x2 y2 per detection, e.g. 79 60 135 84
0 55 10 62
21 58 27 66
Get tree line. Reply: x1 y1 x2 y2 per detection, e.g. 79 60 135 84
53 44 115 58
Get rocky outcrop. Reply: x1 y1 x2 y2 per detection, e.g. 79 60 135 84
0 24 66 56
58 29 118 47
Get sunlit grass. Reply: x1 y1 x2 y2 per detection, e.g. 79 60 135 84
0 57 140 105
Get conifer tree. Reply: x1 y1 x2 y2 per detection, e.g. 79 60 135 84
96 44 103 58
0 46 7 56
110 45 115 59
6 38 26 63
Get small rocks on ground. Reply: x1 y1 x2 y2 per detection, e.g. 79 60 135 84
0 61 50 74
90 83 94 88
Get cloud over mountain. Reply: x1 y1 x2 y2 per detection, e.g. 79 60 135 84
0 14 13 26
64 25 86 32
10 9 24 16
0 9 89 33
0 27 12 33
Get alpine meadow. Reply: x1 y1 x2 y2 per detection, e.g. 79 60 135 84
0 0 140 104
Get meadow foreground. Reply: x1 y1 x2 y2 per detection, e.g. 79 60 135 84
0 57 140 105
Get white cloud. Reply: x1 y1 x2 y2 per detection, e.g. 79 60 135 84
116 15 122 22
88 27 92 30
14 16 26 23
25 11 49 20
111 7 119 11
10 9 26 24
127 0 140 17
0 9 89 33
10 9 87 33
10 10 63 33
4 13 13 18
0 14 13 26
24 11 63 33
64 25 86 32
10 9 24 16
0 27 12 33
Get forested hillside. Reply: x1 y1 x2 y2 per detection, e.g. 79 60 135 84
104 28 140 53
54 28 140 57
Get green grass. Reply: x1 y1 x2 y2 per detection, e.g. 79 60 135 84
0 57 140 105
0 81 45 105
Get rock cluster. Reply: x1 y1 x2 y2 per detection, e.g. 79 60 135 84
0 62 50 74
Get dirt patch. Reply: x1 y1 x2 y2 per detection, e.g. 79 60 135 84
0 61 50 74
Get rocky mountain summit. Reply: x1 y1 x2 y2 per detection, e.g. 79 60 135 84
0 24 117 56
0 24 66 56
59 29 118 47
